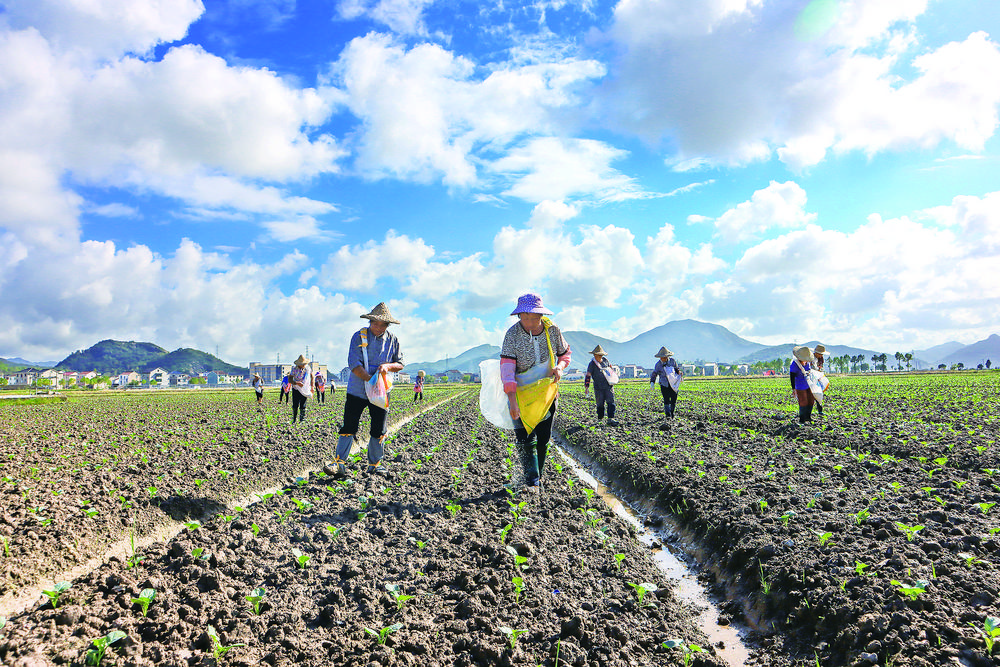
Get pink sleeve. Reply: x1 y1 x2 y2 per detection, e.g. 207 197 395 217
500 357 517 394
557 346 571 369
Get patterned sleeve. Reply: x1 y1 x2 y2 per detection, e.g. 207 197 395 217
500 325 518 359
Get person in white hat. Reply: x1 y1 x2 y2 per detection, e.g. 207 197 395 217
811 344 826 417
500 293 571 491
314 370 326 404
251 372 264 406
335 302 404 476
289 354 314 422
413 369 426 402
649 346 683 419
583 345 618 426
790 346 815 423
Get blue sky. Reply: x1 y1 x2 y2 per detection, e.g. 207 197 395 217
1 0 999 368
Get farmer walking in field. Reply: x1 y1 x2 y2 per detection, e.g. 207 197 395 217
811 344 825 417
335 302 404 476
501 293 571 492
790 346 816 424
315 371 326 404
252 372 264 406
413 369 425 402
649 346 683 421
289 355 313 423
280 373 291 403
584 345 619 426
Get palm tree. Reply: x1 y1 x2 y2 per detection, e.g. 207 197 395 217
894 351 904 371
904 353 913 371
871 354 879 372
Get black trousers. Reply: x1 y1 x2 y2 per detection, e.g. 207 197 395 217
514 401 556 485
291 391 308 421
659 383 677 416
341 392 388 439
594 384 616 419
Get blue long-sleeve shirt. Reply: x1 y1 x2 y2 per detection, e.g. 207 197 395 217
346 328 404 399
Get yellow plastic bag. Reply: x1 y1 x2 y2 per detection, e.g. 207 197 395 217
516 377 559 435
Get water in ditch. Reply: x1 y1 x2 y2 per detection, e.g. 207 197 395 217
554 444 753 667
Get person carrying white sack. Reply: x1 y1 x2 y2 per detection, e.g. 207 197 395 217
334 302 404 477
649 346 683 419
583 345 619 426
289 354 313 423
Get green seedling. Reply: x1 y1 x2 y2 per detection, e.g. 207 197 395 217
959 552 985 568
498 523 513 544
978 502 996 514
499 626 528 652
245 587 266 614
131 588 156 617
85 630 126 666
890 579 928 601
512 576 525 602
251 523 260 536
583 488 595 504
662 639 704 667
41 581 71 608
627 581 657 606
854 560 871 576
365 622 403 646
970 616 1000 654
614 553 626 571
291 548 311 569
183 520 201 530
326 525 342 539
813 530 833 546
386 584 414 610
895 522 924 542
191 547 209 560
780 510 795 526
207 625 244 659
759 563 772 595
807 492 821 509
445 502 461 517
81 507 99 519
291 497 313 512
1 535 8 557
854 508 870 525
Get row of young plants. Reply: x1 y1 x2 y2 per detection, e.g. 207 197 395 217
1 390 730 667
557 374 999 667
0 386 463 612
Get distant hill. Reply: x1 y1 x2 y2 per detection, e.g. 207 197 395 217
559 319 767 367
1 356 57 368
939 334 1000 368
0 357 28 374
914 341 965 365
736 341 885 365
55 340 246 376
407 344 500 375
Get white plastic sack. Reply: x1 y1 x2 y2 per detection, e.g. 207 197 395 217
602 366 620 385
665 367 683 391
479 359 515 430
805 369 824 406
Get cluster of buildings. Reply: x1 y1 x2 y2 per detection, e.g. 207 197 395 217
0 367 248 390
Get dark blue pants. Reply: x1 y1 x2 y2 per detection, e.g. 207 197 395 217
594 385 615 420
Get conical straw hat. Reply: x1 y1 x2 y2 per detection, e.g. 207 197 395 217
361 302 400 324
294 354 309 367
654 346 673 358
590 345 607 356
792 346 812 362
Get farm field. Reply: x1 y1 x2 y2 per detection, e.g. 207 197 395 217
0 386 464 614
0 373 996 667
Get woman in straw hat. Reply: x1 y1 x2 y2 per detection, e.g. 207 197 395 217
790 345 815 423
314 370 326 404
252 372 264 406
500 293 571 492
649 346 683 419
413 369 425 402
811 344 826 418
335 302 404 476
583 345 618 425
289 354 314 422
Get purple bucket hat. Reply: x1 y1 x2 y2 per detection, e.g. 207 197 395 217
510 293 553 316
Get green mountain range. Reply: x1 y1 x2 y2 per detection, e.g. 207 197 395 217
56 340 246 376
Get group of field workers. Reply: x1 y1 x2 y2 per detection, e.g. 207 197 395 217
790 344 827 424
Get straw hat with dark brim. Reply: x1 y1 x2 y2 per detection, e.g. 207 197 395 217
654 346 673 358
417 370 426 377
792 346 812 362
814 344 826 354
361 302 400 324
294 354 309 367
590 345 607 356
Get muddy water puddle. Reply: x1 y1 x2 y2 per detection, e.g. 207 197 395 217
554 441 752 667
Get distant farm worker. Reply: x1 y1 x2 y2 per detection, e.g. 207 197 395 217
289 355 313 423
315 371 326 404
252 373 264 406
813 344 826 371
501 293 571 492
790 346 815 424
413 369 425 402
280 373 291 403
583 345 619 426
335 302 404 476
811 344 826 418
649 347 683 420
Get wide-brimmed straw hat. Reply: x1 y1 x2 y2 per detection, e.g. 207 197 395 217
814 344 826 354
590 345 607 356
510 293 552 316
792 346 812 362
294 354 309 367
417 370 426 377
654 346 673 358
361 302 400 324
